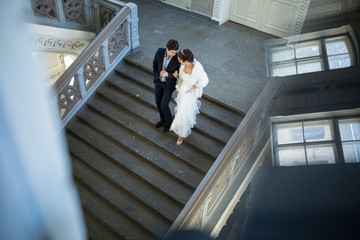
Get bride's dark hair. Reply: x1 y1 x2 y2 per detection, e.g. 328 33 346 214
178 49 194 62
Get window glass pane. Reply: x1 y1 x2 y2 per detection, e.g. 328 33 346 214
272 63 296 77
295 41 321 58
297 59 323 74
277 147 306 166
270 45 295 62
339 118 360 141
325 37 349 55
306 144 336 165
304 120 333 142
342 142 360 163
275 122 303 145
328 54 351 69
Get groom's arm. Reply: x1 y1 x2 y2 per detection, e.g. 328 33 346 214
165 56 180 81
153 49 161 81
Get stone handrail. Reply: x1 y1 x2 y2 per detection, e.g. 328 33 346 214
24 0 127 33
46 0 139 128
166 76 285 237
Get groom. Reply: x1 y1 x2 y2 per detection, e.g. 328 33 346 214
153 39 180 132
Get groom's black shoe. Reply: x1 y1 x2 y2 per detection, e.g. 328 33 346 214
163 124 171 132
155 121 165 128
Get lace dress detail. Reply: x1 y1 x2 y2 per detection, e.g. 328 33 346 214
170 70 201 138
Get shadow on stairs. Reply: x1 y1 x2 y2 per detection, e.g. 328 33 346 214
66 51 245 239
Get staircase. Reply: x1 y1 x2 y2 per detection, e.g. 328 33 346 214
65 52 245 239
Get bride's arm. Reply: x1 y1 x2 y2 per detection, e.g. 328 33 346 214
173 70 179 78
194 65 209 89
190 62 209 89
186 85 197 93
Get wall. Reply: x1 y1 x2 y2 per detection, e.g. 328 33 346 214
303 1 360 37
241 162 360 240
159 0 214 17
235 51 360 240
216 63 360 240
306 0 359 20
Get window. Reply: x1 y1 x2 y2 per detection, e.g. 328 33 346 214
269 40 324 76
339 118 360 163
326 37 353 69
271 113 360 166
266 26 358 77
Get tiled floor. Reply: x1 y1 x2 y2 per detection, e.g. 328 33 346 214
124 0 274 113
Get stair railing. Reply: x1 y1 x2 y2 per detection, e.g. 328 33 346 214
26 0 140 128
24 0 131 33
166 76 285 237
24 0 95 32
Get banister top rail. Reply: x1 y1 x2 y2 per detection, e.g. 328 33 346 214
54 6 130 93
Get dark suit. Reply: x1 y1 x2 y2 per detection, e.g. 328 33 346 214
153 48 180 127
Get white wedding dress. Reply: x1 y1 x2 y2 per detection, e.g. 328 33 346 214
170 69 201 138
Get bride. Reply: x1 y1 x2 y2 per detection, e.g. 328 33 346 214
170 49 209 145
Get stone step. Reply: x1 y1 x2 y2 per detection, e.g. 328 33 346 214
82 210 123 240
117 57 244 129
105 75 233 145
76 105 202 194
69 129 192 206
73 168 156 240
71 152 170 239
67 119 184 222
95 84 217 169
93 83 224 158
86 97 205 187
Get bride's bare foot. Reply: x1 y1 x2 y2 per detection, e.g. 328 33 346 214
177 136 183 145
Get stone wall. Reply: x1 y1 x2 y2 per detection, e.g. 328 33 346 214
162 0 214 17
306 0 360 20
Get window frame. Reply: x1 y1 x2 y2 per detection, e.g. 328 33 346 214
266 25 359 78
271 109 360 167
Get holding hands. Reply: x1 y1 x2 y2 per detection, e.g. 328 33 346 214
160 70 168 78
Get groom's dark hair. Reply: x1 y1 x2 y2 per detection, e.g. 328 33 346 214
166 39 179 51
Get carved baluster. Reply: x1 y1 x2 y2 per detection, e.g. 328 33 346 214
108 21 128 64
99 5 116 31
61 0 86 24
31 0 59 20
58 75 82 119
83 47 105 91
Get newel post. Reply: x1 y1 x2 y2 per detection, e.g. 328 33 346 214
125 2 140 52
